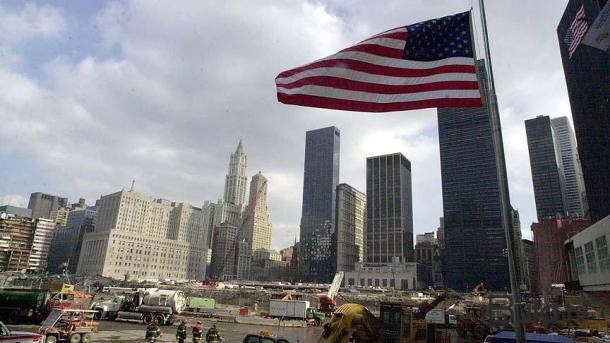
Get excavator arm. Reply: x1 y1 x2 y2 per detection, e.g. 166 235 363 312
318 304 381 343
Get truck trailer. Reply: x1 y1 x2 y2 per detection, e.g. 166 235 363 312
92 288 185 325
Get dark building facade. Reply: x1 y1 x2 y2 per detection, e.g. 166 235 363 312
47 207 97 274
299 126 340 282
365 153 413 264
521 239 536 292
525 116 567 219
437 60 510 291
28 192 68 220
557 0 610 222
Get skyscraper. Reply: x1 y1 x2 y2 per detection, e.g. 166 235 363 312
224 140 248 207
28 192 69 219
437 60 509 291
551 117 589 218
365 153 414 264
557 0 610 222
334 183 366 272
525 115 567 219
242 172 272 253
300 126 340 282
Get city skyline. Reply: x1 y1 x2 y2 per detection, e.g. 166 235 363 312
0 1 579 251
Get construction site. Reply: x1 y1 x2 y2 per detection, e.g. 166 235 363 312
2 270 610 342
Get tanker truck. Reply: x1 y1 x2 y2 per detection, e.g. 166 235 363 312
92 288 185 325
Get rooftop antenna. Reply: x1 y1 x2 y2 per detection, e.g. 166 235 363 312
130 180 135 191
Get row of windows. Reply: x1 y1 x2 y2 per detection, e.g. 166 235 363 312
575 234 610 276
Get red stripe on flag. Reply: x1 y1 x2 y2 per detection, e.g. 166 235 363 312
277 93 483 113
363 31 408 42
277 77 480 94
276 59 476 79
340 44 405 59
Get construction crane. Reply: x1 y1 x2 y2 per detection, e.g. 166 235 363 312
318 271 344 316
220 179 268 279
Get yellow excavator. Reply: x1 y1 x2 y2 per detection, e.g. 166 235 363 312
318 294 447 343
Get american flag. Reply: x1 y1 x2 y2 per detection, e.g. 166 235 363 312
275 11 482 113
564 5 589 58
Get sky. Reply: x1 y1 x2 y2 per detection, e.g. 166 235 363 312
0 1 574 250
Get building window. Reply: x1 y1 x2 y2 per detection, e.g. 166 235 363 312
368 278 372 286
390 279 395 288
401 279 408 290
374 279 380 287
360 278 365 286
596 236 610 272
585 242 597 274
382 279 387 287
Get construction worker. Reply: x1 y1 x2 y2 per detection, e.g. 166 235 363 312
192 321 204 343
176 320 188 343
145 322 162 343
206 324 221 342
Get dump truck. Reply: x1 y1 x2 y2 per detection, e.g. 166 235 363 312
92 288 185 325
0 289 51 323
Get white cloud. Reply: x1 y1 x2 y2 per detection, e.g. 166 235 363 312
0 194 27 207
0 3 65 43
0 1 574 249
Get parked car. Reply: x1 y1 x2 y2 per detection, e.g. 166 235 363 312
0 321 43 343
243 333 289 343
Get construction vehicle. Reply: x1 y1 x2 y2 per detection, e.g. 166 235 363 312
91 287 185 325
318 293 447 342
38 308 99 343
456 305 500 340
0 284 85 324
318 272 344 317
269 299 325 325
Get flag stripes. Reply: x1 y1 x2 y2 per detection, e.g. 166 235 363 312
276 11 482 112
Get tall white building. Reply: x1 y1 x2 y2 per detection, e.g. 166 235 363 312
551 117 589 218
77 190 207 281
242 172 272 253
223 140 248 207
335 183 366 272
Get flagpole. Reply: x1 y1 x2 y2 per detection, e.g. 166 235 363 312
478 1 526 342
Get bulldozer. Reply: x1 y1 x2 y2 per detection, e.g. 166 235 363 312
318 293 447 342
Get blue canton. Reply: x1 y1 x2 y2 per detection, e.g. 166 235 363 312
402 11 474 61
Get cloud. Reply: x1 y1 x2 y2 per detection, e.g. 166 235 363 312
0 3 65 43
0 0 573 250
0 194 28 207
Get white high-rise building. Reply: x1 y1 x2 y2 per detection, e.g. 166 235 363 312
242 172 272 253
77 190 207 280
223 140 248 207
551 117 589 218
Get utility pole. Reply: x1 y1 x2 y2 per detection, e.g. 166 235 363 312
478 1 525 342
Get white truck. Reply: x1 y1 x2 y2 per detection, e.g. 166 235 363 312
269 300 325 324
92 287 186 325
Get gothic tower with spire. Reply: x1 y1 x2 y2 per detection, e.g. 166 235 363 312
223 140 248 207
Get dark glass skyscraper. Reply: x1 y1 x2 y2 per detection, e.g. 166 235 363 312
437 60 509 291
525 115 566 219
300 126 340 282
365 153 413 264
557 0 610 222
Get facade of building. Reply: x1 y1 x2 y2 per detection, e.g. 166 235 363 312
242 172 272 253
280 246 293 266
299 126 340 282
557 0 610 222
531 218 591 294
236 240 251 280
50 207 71 226
0 205 32 218
344 262 418 290
437 60 510 291
0 215 56 273
0 216 35 272
253 248 281 262
525 115 567 219
521 239 536 292
210 222 238 280
415 238 442 288
436 217 445 249
28 192 68 219
565 215 610 292
77 190 207 281
366 153 413 263
335 183 366 273
223 140 248 207
551 117 589 218
47 207 97 274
